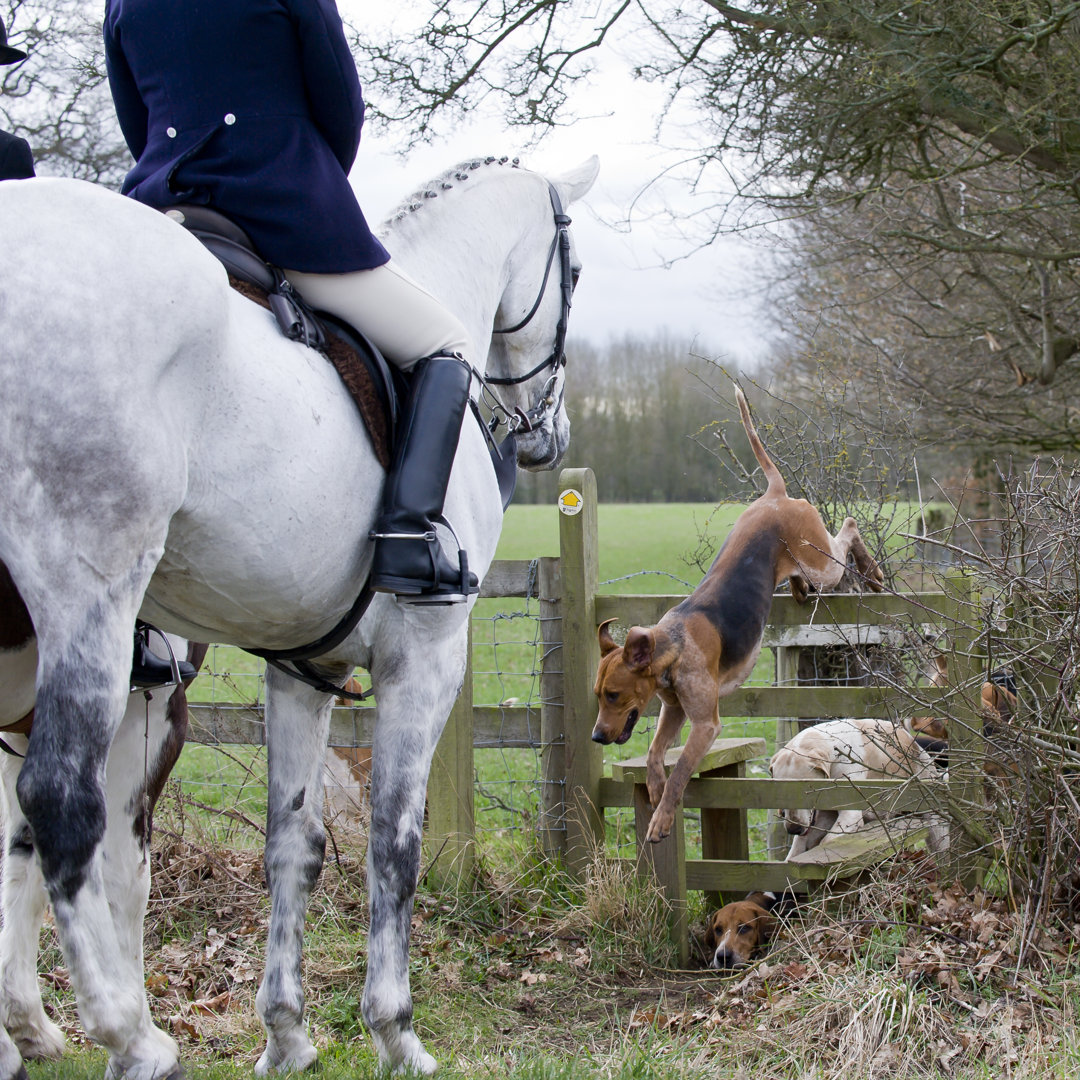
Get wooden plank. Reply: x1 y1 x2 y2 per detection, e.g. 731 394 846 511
538 557 565 859
189 702 548 750
763 625 899 648
425 623 475 884
598 776 948 814
633 785 688 966
683 859 823 892
939 577 986 889
717 685 951 719
598 777 634 807
679 823 932 893
688 777 947 814
700 758 749 910
607 858 823 892
770 643 800 858
786 821 929 868
609 737 766 782
188 704 267 746
479 559 541 599
607 683 953 722
473 706 542 748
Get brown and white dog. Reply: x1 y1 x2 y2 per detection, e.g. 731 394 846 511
703 891 778 969
911 656 1019 778
770 717 946 859
592 387 884 842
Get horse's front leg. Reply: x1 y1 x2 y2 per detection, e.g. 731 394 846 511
17 611 180 1080
362 629 467 1076
255 666 339 1075
0 739 67 1064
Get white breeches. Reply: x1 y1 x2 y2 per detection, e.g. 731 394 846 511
284 261 470 371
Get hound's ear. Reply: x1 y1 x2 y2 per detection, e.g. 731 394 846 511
805 745 832 778
597 619 620 656
623 627 655 672
753 909 776 946
745 891 777 912
703 917 718 951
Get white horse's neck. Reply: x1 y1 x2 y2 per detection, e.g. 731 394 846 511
377 161 550 360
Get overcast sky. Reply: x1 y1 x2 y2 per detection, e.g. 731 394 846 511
340 2 771 367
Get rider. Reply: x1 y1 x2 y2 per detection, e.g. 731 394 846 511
0 17 35 180
103 0 479 604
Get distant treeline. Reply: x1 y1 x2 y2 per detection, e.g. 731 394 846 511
512 334 742 504
509 333 962 508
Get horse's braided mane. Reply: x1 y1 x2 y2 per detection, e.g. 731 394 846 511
382 155 522 226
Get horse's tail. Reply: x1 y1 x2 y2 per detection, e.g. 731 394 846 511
735 386 786 497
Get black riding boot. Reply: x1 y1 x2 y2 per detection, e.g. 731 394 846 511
369 354 480 603
131 621 197 689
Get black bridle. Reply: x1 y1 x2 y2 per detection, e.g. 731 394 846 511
480 182 574 434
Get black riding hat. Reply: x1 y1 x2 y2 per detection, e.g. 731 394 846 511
0 19 27 66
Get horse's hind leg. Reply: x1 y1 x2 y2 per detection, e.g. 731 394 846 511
97 652 192 1068
361 638 466 1076
255 667 337 1075
16 605 180 1080
0 739 66 1064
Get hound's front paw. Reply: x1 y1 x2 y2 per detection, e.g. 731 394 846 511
646 767 667 810
645 806 675 843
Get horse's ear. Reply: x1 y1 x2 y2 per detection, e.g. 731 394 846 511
597 618 620 656
550 156 600 206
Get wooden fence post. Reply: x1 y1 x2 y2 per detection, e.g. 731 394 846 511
943 574 987 890
555 467 604 878
767 644 801 857
424 619 475 886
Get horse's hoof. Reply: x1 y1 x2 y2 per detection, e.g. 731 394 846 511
393 1048 438 1075
12 1016 66 1061
255 1038 318 1075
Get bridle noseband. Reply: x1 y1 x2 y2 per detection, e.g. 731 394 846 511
479 183 574 435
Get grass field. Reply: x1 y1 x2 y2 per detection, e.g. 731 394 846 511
19 500 1080 1079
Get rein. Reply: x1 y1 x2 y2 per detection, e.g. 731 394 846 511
480 183 573 434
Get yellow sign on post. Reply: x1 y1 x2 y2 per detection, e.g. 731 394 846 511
558 488 584 515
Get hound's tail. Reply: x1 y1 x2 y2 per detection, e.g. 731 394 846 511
735 386 786 497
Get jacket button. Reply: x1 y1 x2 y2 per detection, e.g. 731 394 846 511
224 113 236 125
166 126 177 138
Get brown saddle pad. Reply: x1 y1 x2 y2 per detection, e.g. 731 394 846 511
228 275 391 470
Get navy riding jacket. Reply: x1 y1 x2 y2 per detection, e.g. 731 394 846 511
0 129 35 181
103 0 389 273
